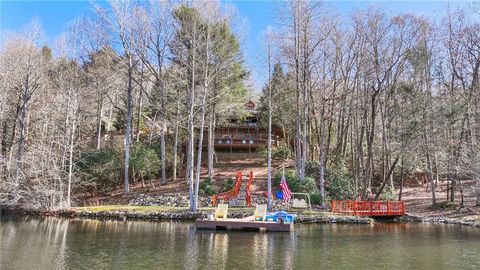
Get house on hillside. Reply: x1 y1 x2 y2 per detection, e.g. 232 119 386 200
212 100 282 151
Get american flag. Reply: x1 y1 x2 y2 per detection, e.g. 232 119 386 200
279 175 292 202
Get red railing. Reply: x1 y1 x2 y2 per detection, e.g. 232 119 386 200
331 200 405 216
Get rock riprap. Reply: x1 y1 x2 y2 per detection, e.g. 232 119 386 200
129 193 210 207
129 193 291 209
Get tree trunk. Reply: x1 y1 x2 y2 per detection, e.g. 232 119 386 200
207 113 215 179
135 84 143 142
96 99 103 150
318 118 326 207
16 80 30 184
193 91 208 211
374 155 400 200
173 100 180 182
267 57 273 209
66 116 76 208
423 127 436 206
160 128 166 184
124 67 133 195
398 157 404 201
187 29 197 209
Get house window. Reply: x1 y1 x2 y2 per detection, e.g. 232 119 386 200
226 140 231 144
218 140 223 144
242 140 246 144
250 140 254 144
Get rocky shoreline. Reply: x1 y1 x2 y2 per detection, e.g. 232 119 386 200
2 205 479 228
398 213 480 228
2 207 373 224
68 209 375 224
128 193 290 209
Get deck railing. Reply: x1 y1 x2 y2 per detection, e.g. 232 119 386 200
331 200 405 216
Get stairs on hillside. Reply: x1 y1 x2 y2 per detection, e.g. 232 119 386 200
229 176 248 207
211 171 253 207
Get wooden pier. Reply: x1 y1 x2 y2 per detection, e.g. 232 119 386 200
195 217 293 232
331 200 405 217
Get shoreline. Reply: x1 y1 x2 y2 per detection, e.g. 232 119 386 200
397 213 480 228
2 206 479 228
2 206 373 224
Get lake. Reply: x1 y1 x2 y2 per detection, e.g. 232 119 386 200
1 216 479 269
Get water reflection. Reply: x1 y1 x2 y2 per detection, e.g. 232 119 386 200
1 216 479 270
54 219 68 270
212 233 229 269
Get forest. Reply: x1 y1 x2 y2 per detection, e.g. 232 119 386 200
0 0 479 211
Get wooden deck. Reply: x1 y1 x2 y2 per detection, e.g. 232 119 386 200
331 200 405 217
195 217 293 232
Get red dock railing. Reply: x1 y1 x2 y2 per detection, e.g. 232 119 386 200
331 200 405 216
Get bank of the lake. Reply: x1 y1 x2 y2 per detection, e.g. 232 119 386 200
3 205 480 228
2 205 374 224
1 216 480 270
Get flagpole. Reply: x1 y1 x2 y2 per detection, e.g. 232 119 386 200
283 162 289 211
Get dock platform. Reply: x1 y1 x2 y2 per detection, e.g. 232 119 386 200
195 218 293 232
331 200 405 217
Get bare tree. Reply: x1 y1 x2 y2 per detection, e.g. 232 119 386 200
94 0 140 195
0 24 46 203
132 0 174 184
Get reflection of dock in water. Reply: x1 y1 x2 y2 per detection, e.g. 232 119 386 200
195 216 293 232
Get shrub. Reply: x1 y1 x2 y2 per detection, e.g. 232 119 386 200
305 160 320 179
309 193 323 205
221 177 234 192
274 170 299 191
149 142 178 177
272 141 292 160
256 145 266 156
380 186 396 201
75 148 122 193
273 170 319 194
257 141 292 161
327 176 355 200
199 178 217 196
325 164 356 200
299 177 319 194
130 142 161 182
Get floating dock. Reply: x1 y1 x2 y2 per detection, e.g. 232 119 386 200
195 217 293 232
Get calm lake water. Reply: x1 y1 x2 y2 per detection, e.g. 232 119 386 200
1 216 479 270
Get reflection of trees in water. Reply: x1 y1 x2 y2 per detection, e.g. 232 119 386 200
114 221 128 269
1 217 70 269
3 218 198 269
158 221 189 264
283 232 296 269
184 227 199 270
74 219 194 269
252 233 269 268
196 230 299 269
54 219 69 270
2 219 480 269
209 233 229 269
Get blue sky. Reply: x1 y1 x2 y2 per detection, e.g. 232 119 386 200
0 0 471 89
